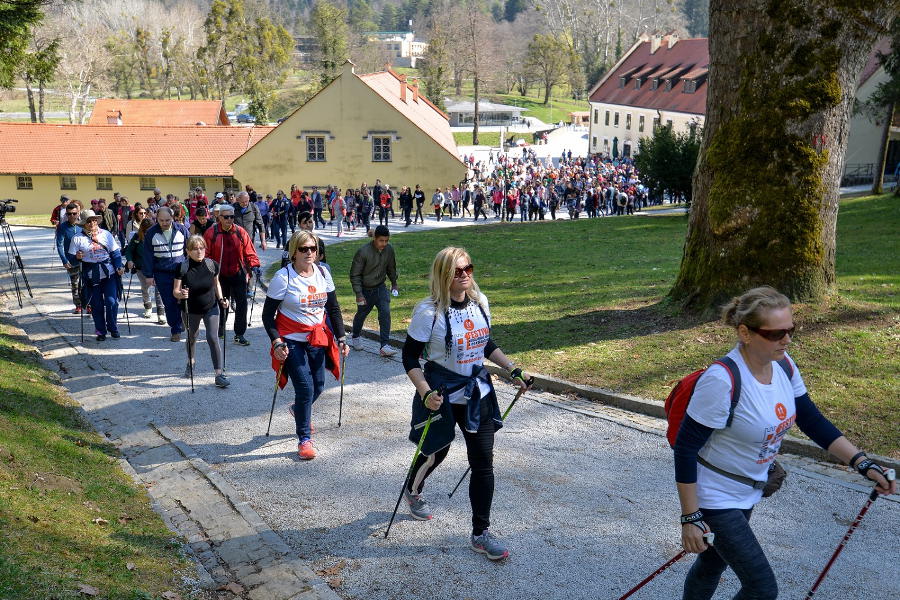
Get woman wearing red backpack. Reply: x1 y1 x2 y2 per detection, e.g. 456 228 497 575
673 286 895 599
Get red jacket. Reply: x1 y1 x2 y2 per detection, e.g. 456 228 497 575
203 223 260 278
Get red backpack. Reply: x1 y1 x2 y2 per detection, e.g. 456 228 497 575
664 356 793 447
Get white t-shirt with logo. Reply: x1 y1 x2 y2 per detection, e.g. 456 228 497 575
408 295 492 405
688 345 806 509
266 264 335 343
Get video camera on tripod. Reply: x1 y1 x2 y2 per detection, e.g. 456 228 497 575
0 198 32 308
0 198 18 220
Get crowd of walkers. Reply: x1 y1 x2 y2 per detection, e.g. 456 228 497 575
50 177 895 589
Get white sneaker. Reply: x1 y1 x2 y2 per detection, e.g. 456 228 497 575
379 345 397 357
143 307 152 319
351 337 362 350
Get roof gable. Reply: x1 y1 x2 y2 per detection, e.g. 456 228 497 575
88 99 230 126
589 37 709 115
0 123 272 176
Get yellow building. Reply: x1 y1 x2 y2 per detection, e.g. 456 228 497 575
231 62 466 194
0 123 272 215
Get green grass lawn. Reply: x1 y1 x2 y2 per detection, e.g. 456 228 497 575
6 214 53 227
323 194 899 457
489 93 587 125
0 319 200 599
453 131 501 147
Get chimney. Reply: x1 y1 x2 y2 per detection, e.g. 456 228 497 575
400 74 407 102
412 83 419 102
667 32 679 48
650 36 661 54
107 110 122 125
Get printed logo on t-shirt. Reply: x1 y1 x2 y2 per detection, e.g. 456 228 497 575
774 403 787 420
463 319 474 331
308 285 317 293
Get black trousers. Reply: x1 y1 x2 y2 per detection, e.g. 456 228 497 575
414 203 424 223
407 393 495 535
219 272 248 337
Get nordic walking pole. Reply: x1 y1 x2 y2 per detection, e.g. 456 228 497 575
220 300 229 372
181 294 194 393
617 533 715 600
448 376 535 499
247 272 259 326
805 468 895 598
337 351 346 427
265 362 285 437
385 386 445 539
79 262 84 343
122 271 133 334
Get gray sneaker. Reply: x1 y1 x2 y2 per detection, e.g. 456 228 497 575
182 362 193 378
214 373 230 388
470 529 509 560
404 489 433 521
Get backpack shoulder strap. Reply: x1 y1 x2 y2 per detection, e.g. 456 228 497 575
714 356 742 428
776 357 793 380
204 257 216 274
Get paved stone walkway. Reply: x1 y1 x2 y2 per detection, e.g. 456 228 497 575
6 225 899 600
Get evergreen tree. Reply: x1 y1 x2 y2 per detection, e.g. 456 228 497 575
682 0 710 37
311 1 349 89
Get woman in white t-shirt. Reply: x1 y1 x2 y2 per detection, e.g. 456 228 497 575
400 246 531 562
674 286 895 599
263 231 350 461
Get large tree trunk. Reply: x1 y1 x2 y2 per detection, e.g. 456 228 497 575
37 80 45 122
670 0 897 311
473 76 480 145
24 76 37 122
871 102 894 195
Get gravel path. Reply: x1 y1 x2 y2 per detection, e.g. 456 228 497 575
8 225 899 600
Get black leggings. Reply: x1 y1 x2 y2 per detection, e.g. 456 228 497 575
186 306 222 371
407 394 495 535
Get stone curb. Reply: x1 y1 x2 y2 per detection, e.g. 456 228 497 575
345 321 900 474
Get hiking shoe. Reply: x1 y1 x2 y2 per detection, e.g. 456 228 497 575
470 529 509 560
157 316 166 325
404 490 433 521
170 333 181 342
297 439 317 460
95 333 106 342
214 373 230 388
86 306 93 314
182 363 193 378
143 307 152 318
110 331 120 339
72 306 82 314
351 337 362 350
379 345 398 357
234 335 250 346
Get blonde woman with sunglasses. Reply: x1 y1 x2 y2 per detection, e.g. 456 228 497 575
673 286 895 599
400 246 531 561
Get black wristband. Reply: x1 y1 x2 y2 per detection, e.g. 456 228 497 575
273 341 287 350
849 451 867 468
680 511 704 524
855 458 884 479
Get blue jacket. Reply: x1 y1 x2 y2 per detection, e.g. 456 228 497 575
141 222 189 278
55 222 80 266
409 361 502 456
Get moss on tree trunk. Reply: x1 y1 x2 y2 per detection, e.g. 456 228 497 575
670 0 898 313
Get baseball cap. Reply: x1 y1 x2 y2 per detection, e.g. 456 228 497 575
215 192 224 199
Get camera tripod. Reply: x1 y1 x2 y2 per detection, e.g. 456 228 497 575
0 217 33 308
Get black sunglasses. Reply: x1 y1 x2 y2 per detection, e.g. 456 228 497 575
221 214 235 219
454 264 474 278
748 325 795 341
297 246 317 253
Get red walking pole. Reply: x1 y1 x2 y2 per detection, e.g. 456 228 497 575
617 532 714 600
805 469 895 598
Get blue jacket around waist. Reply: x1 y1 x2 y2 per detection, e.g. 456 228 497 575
408 361 502 456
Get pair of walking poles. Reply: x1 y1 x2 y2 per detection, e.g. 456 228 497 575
264 348 347 437
616 468 895 599
385 376 534 539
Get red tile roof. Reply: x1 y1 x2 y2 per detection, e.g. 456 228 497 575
589 37 709 115
358 68 462 163
858 38 890 88
0 123 273 176
88 99 230 126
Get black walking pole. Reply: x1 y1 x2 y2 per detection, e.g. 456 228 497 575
220 300 229 372
265 362 285 437
805 468 895 598
247 272 259 326
385 387 444 539
122 271 133 334
337 351 346 427
181 294 194 393
448 376 534 499
79 262 85 343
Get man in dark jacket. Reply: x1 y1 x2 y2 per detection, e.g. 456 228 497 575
349 225 398 356
232 191 267 249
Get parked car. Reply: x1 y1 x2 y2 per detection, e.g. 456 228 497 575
236 113 256 124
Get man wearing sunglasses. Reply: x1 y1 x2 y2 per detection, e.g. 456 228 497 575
204 204 261 346
55 202 84 314
349 224 398 356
